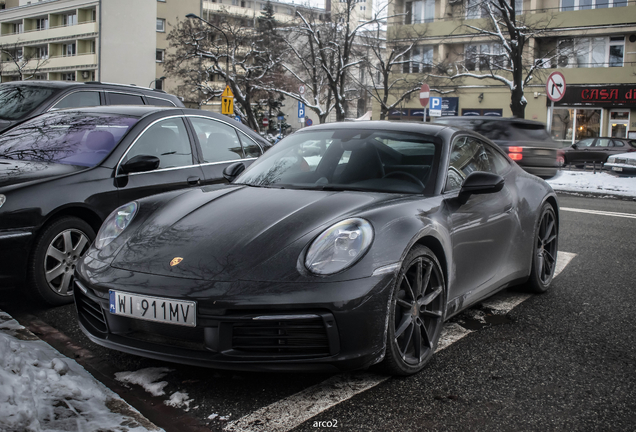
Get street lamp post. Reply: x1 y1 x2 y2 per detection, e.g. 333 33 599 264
149 76 166 89
185 13 230 81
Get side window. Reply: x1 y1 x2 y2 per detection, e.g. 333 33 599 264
577 138 594 147
238 133 262 158
146 96 176 107
483 143 510 175
596 138 611 147
123 118 193 169
109 93 145 105
52 91 101 109
612 140 625 147
445 136 494 192
189 117 244 163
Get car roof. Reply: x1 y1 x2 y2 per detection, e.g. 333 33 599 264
296 120 459 137
0 80 172 96
50 105 179 117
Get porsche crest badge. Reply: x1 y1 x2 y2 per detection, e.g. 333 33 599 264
170 257 183 267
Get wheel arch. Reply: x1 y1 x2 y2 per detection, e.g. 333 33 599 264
37 205 104 238
413 235 449 292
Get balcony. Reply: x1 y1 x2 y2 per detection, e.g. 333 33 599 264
1 53 97 72
0 21 98 45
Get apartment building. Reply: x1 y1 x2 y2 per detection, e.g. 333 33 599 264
0 0 156 86
383 0 636 143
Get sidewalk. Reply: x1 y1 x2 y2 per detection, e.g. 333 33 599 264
0 310 161 432
546 170 636 199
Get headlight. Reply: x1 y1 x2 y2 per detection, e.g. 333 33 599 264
608 157 616 163
629 159 636 166
0 194 5 209
94 202 138 249
305 218 373 275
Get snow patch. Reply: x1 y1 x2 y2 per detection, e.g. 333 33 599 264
164 391 193 411
115 367 172 397
547 171 636 197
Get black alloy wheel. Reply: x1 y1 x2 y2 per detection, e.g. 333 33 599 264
28 217 96 306
382 245 446 376
526 203 558 293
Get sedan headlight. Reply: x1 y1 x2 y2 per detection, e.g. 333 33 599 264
607 157 616 163
0 194 5 209
95 202 138 249
305 218 373 275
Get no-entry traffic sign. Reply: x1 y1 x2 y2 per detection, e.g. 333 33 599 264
546 72 566 102
420 84 430 107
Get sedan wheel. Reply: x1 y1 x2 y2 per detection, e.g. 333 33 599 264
526 203 558 293
382 245 446 376
28 217 95 306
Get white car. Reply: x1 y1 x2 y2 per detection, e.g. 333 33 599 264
605 152 636 175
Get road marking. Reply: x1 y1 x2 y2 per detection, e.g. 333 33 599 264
561 207 636 219
224 251 576 432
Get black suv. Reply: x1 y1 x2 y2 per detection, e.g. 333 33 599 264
0 80 184 134
435 116 558 178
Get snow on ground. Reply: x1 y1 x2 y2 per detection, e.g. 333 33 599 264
164 391 193 411
547 170 636 197
0 310 161 432
115 367 172 397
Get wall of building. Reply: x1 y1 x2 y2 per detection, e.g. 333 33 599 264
100 0 155 86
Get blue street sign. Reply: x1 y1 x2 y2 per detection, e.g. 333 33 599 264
277 115 285 121
429 97 442 117
298 101 305 118
234 116 242 123
306 118 313 126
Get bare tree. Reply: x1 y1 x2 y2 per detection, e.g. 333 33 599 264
0 41 49 80
435 0 556 118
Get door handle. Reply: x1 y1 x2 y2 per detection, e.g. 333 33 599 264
187 176 201 185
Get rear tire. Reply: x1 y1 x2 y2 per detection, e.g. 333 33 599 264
27 217 95 306
381 245 446 376
525 204 558 293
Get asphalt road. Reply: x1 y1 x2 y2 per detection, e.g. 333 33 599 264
2 194 635 432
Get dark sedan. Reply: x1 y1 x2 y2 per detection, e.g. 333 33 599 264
75 121 559 375
562 137 636 166
435 117 559 178
0 106 268 305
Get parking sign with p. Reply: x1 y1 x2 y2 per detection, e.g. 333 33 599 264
429 97 442 117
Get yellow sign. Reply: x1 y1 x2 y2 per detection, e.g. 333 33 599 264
170 257 183 267
222 85 234 98
222 97 234 115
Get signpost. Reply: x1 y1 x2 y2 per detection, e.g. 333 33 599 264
429 97 442 117
419 84 430 122
263 117 269 127
546 71 566 133
306 118 313 127
299 85 306 95
221 85 234 116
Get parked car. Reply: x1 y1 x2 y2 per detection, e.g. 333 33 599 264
0 106 268 305
0 80 184 134
562 137 636 166
604 152 636 175
435 116 559 178
74 121 559 375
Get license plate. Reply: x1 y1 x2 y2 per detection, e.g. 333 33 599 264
109 290 196 327
534 149 553 156
612 167 623 172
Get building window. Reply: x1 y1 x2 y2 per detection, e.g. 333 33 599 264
156 18 166 32
157 0 166 2
405 0 434 24
557 36 624 68
466 0 522 18
36 18 49 30
63 13 77 26
36 45 49 59
62 72 76 81
12 22 24 34
156 49 165 62
561 0 626 11
403 46 433 73
63 43 76 57
465 43 506 71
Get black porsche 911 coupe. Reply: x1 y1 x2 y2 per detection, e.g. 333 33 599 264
74 121 559 376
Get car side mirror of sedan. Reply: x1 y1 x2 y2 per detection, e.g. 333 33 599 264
120 155 160 174
223 161 246 183
459 171 505 197
571 143 578 149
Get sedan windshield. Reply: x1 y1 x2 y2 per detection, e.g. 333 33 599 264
0 112 139 167
0 85 58 120
235 129 439 194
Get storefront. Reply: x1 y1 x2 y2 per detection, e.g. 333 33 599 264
548 84 635 146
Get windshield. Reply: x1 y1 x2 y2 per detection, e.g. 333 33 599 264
0 85 58 120
235 129 439 194
0 112 139 167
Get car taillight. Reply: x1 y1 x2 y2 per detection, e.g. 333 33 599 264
508 147 523 161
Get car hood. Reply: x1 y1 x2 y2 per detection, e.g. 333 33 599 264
111 185 396 282
0 159 84 188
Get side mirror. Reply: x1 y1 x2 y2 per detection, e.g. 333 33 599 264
223 161 246 183
120 155 160 174
459 171 504 196
571 143 578 149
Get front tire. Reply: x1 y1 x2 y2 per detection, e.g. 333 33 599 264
381 245 446 376
28 217 95 306
526 204 558 293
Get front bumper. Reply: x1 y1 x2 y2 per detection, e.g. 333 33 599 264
604 162 636 175
0 229 33 287
74 259 396 372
